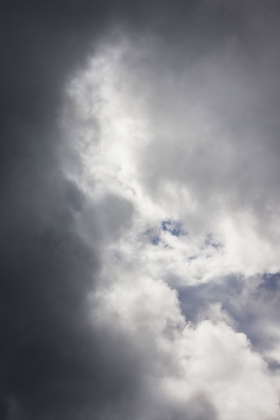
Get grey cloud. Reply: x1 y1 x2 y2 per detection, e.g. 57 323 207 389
225 274 280 363
178 276 242 322
92 193 135 241
2 1 280 419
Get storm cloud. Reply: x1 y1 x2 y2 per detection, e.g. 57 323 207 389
2 1 280 419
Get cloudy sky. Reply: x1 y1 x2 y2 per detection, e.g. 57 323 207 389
2 1 280 419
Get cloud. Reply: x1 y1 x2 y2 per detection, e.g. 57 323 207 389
92 275 279 420
60 28 280 418
65 31 280 285
3 1 280 419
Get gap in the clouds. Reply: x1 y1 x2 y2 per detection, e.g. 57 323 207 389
259 272 280 293
146 219 187 247
177 272 280 373
223 273 280 364
151 236 160 246
177 276 243 323
150 236 172 249
161 219 187 237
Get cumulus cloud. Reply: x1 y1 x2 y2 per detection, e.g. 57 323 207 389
3 1 280 419
92 274 279 420
64 32 280 283
60 28 280 418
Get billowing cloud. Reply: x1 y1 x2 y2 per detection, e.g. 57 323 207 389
59 29 280 419
64 32 280 282
3 1 280 419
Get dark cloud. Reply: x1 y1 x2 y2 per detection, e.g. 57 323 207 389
2 1 280 419
0 2 138 418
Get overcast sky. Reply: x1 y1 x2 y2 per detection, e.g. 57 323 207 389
2 1 280 419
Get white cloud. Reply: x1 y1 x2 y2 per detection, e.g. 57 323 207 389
92 275 279 420
63 35 280 282
61 34 280 419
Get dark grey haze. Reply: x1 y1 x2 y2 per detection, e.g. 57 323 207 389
2 1 280 419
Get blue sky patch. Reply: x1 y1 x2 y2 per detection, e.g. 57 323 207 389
152 237 160 245
161 219 186 237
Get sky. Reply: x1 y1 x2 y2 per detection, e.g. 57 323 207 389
2 1 280 419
